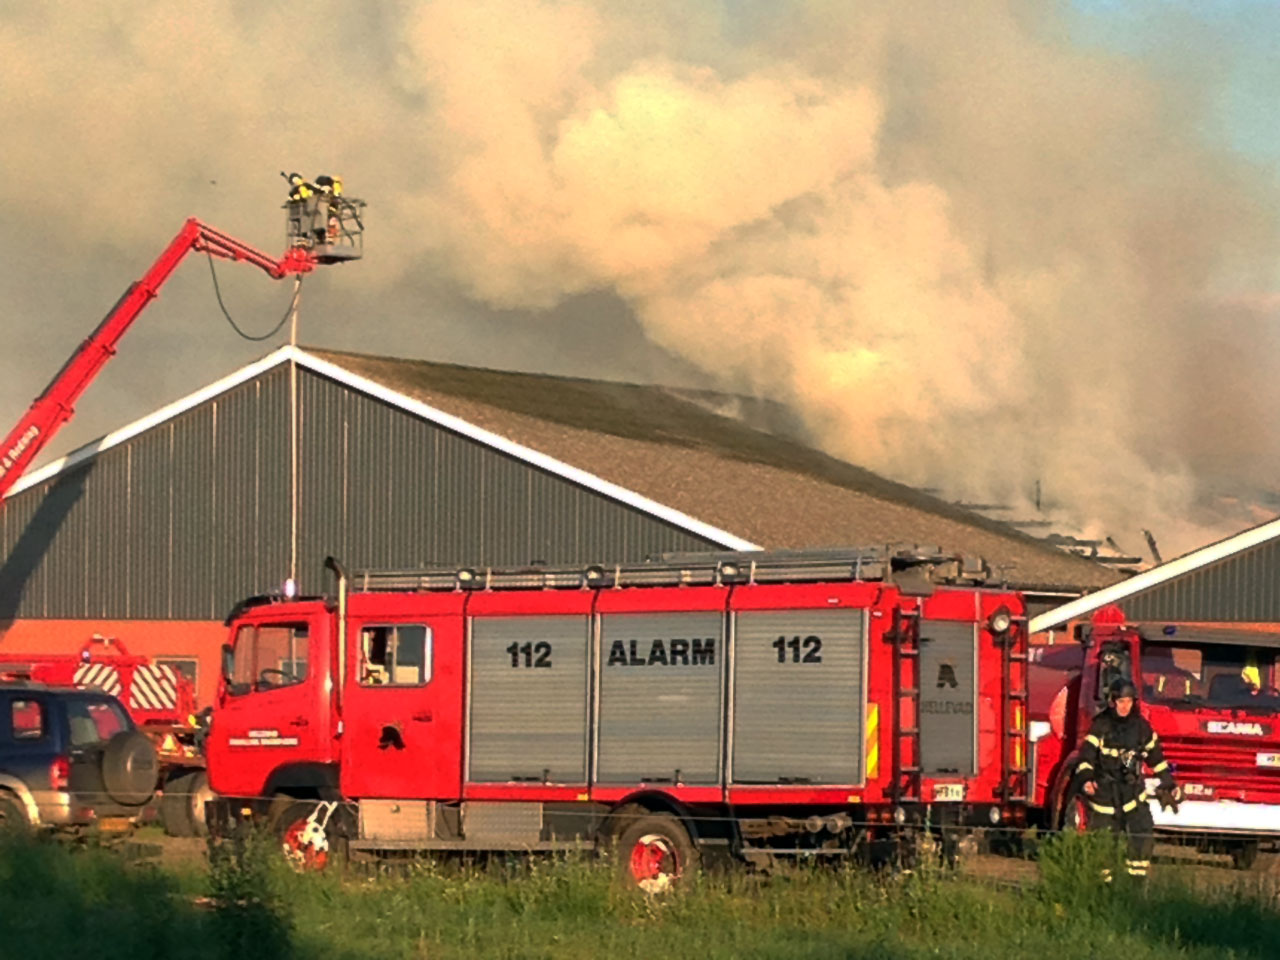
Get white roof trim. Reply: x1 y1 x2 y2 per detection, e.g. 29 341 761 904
1029 515 1280 633
5 346 296 498
5 345 760 552
293 349 761 552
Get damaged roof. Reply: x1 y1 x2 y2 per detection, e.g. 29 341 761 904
305 347 1121 592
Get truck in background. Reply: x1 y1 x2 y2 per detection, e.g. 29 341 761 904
1030 606 1280 868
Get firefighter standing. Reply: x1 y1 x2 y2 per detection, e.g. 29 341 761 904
1075 678 1181 881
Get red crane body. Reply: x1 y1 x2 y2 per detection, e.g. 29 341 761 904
0 219 316 499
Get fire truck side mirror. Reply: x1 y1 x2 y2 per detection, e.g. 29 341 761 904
221 643 235 681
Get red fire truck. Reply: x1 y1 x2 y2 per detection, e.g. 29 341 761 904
1030 606 1280 869
0 635 214 836
205 549 1030 887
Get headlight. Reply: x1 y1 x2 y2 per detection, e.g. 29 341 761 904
988 606 1013 634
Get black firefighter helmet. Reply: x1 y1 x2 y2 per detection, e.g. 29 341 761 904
1108 677 1138 702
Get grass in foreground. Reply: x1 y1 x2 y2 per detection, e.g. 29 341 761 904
0 830 1277 960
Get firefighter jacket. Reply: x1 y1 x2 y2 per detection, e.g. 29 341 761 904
1075 709 1175 815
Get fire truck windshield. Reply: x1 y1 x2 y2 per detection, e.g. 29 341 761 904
226 622 310 696
1143 641 1280 710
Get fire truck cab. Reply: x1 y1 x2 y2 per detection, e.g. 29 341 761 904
206 549 1030 884
1032 606 1280 868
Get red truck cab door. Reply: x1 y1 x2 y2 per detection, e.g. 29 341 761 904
339 593 466 800
207 604 334 798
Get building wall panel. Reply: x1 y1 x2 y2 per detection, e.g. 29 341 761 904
2 362 718 626
0 366 291 622
1126 540 1280 623
295 370 716 593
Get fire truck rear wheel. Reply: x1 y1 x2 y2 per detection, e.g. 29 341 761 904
160 771 214 838
612 811 697 894
160 773 197 837
274 799 348 873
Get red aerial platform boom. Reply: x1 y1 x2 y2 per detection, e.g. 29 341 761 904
0 206 362 500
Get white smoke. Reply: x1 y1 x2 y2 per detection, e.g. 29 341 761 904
1 0 1277 558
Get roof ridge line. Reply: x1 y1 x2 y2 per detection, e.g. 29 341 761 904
4 346 296 499
294 350 761 552
1029 514 1280 632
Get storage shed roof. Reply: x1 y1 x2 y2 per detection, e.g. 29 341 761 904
10 345 1122 593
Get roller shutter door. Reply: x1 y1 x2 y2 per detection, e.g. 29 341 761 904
596 612 723 785
468 615 590 783
917 620 977 775
732 609 865 785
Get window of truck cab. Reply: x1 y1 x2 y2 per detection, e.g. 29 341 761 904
227 622 309 696
1144 642 1280 709
359 624 432 686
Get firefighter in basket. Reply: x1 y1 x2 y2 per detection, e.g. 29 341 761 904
1074 678 1182 881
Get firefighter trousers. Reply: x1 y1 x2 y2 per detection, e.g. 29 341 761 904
1088 795 1154 880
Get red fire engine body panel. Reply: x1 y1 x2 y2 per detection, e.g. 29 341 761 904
207 562 1030 840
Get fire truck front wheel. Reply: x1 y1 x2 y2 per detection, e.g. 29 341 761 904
610 810 698 894
274 799 348 873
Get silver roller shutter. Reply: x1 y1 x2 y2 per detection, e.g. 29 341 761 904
468 616 590 783
732 609 865 785
596 612 723 785
917 620 977 775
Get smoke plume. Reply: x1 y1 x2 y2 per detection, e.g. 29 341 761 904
1 0 1278 558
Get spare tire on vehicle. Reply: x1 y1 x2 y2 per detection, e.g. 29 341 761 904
102 730 158 806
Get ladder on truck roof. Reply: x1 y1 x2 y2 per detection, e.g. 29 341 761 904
350 545 996 594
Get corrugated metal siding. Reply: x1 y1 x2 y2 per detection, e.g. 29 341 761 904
731 610 864 785
0 367 291 620
467 615 591 784
294 369 716 591
1124 540 1280 622
917 620 977 776
2 362 719 623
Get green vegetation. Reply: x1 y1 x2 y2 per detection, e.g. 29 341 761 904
0 831 1277 960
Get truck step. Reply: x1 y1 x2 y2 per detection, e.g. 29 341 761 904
349 838 595 853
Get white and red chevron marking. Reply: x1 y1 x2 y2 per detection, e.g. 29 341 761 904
72 663 122 698
129 663 178 711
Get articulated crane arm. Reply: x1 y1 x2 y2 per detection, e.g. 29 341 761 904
0 218 316 501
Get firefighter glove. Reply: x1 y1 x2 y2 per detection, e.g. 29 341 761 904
1155 784 1181 813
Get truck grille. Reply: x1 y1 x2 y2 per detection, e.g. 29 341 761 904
1162 737 1280 789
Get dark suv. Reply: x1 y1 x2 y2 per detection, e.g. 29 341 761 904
0 683 158 830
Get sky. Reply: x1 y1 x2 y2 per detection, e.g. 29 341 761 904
2 0 1279 561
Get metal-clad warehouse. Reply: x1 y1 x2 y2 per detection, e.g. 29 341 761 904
0 346 1117 704
1032 517 1280 633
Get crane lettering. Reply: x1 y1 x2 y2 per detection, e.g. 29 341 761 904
0 426 40 475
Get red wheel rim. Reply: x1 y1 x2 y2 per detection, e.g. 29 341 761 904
629 833 680 892
282 817 329 871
